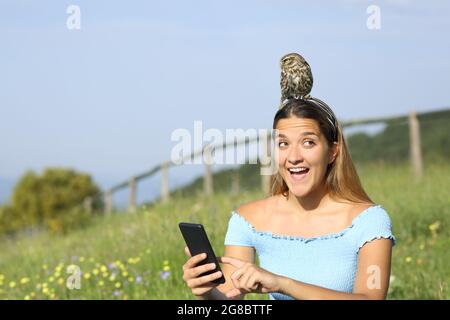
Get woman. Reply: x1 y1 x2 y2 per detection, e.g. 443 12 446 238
182 53 395 300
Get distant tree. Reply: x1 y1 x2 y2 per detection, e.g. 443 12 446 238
9 168 101 234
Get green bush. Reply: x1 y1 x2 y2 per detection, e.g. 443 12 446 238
4 168 101 234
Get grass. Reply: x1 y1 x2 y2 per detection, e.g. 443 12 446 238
0 162 449 300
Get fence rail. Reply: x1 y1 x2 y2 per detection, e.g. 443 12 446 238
85 108 447 214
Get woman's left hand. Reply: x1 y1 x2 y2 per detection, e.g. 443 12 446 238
220 256 283 298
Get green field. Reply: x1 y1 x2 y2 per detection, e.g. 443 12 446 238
0 162 449 300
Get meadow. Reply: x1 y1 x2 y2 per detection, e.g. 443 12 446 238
0 162 448 300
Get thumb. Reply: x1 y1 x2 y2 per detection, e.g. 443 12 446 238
184 246 191 258
219 256 246 268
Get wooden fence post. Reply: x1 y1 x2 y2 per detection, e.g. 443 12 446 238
128 177 137 213
104 190 112 215
161 161 170 203
204 145 214 196
408 110 423 179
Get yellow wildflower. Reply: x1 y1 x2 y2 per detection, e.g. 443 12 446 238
92 269 99 276
9 281 16 288
163 265 170 272
128 277 134 283
100 265 108 273
83 273 91 280
115 282 121 288
127 257 140 265
55 263 63 273
122 271 128 277
405 256 412 263
79 256 85 263
20 277 30 285
58 278 64 285
98 280 104 286
48 276 55 283
428 221 440 232
24 295 31 300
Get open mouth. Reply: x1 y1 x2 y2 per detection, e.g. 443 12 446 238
287 167 310 182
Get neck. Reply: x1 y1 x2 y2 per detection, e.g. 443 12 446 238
285 183 332 214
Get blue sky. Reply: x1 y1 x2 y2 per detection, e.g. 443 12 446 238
1 0 449 205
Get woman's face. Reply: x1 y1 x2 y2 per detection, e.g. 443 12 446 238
275 117 338 198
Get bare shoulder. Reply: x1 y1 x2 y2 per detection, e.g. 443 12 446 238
345 202 376 220
234 195 281 226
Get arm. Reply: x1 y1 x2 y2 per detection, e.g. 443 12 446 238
223 238 393 300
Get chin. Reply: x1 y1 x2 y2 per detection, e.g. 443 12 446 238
284 183 311 198
289 188 311 198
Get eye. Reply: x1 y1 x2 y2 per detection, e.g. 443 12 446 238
278 141 288 148
303 140 315 147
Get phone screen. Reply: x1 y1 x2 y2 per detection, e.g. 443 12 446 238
179 222 225 284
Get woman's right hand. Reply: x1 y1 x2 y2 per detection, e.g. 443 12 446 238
182 246 224 297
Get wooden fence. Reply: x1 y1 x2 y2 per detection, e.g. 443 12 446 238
85 109 440 214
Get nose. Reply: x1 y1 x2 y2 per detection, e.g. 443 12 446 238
287 145 304 165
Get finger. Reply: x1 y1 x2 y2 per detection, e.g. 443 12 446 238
183 252 207 270
192 284 219 296
238 270 253 292
230 268 246 290
226 288 243 299
188 262 217 279
184 246 192 257
219 256 246 268
246 272 260 290
188 271 223 288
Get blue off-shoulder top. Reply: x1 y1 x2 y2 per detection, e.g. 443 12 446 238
224 205 396 300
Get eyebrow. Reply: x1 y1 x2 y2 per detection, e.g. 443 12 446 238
277 132 319 139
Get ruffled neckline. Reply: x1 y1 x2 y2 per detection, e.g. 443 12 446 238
231 204 382 243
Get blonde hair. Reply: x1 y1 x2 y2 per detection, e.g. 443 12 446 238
271 100 374 205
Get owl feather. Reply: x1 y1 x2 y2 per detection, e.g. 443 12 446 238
279 53 313 108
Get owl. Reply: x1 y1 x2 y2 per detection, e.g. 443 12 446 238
279 53 313 108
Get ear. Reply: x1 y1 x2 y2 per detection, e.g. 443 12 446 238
328 142 339 164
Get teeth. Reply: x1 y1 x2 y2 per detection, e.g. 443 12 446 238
288 167 308 173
